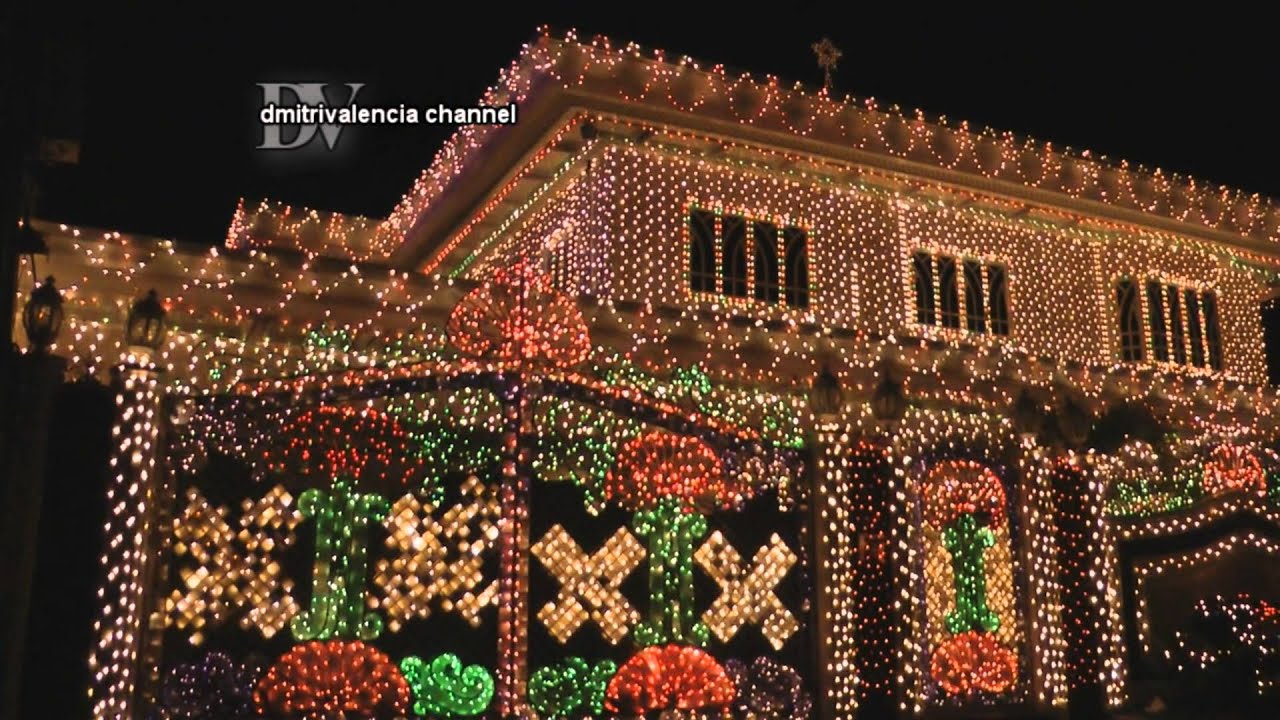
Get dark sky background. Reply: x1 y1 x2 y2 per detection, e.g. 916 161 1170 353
34 6 1280 246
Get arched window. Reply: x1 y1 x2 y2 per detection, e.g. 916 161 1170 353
987 264 1010 336
1167 286 1187 365
937 256 960 330
913 251 936 325
689 209 716 294
783 227 809 309
721 214 748 298
1203 291 1223 371
962 260 986 333
1116 278 1144 362
1145 281 1168 362
753 221 780 304
1185 288 1206 367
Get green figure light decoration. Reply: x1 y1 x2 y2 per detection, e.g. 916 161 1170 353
633 497 710 646
604 430 747 646
922 461 1008 637
400 653 495 717
291 480 389 641
942 512 1000 634
528 657 617 719
262 405 430 642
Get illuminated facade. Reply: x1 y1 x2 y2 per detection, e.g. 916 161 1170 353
12 29 1280 719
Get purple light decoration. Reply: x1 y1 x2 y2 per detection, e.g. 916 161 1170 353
724 657 812 720
153 652 261 720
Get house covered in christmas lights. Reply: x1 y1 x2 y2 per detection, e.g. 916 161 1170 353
17 29 1280 720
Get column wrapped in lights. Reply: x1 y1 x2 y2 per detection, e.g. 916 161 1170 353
812 419 854 720
1051 455 1107 717
850 440 897 719
89 352 163 720
495 374 532 718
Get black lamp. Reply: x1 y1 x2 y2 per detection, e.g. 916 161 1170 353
810 364 843 418
1011 387 1044 440
126 289 167 352
22 276 62 351
870 376 907 424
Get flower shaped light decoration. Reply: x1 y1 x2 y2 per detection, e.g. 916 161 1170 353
265 405 430 642
605 429 748 646
922 460 1019 696
446 259 591 367
254 640 410 720
930 631 1019 697
155 651 261 720
605 644 736 715
1203 443 1267 497
724 657 812 720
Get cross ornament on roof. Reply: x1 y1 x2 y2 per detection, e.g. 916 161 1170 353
811 37 842 91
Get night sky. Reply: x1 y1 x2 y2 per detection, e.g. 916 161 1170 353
35 7 1280 246
15 6 1280 718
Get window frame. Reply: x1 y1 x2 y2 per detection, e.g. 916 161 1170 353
1115 274 1225 373
685 203 814 312
909 248 1011 339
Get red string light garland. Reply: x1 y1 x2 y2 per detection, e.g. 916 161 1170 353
265 405 427 493
1203 443 1266 497
922 460 1007 530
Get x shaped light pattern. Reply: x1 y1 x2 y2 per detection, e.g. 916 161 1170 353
695 530 799 650
374 475 501 631
164 484 302 644
532 524 645 644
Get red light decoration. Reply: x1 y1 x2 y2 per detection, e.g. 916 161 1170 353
1203 443 1266 497
446 260 591 367
930 631 1018 696
254 640 411 719
604 429 745 513
265 405 426 493
604 645 736 714
922 459 1007 530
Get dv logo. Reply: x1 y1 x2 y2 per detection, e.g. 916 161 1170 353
256 82 366 150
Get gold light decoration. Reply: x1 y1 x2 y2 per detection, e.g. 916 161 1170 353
695 530 799 650
531 524 645 644
164 484 302 644
374 475 500 631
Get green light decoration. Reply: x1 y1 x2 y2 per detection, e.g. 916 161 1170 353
528 657 617 719
291 479 389 641
606 430 743 648
943 513 1000 635
531 398 641 514
670 365 713 403
414 424 500 487
400 653 495 717
633 498 711 647
670 363 804 450
1105 468 1203 518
